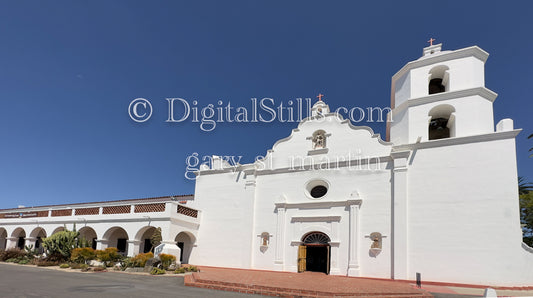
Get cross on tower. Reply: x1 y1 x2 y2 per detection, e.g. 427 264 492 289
428 38 436 46
317 93 324 101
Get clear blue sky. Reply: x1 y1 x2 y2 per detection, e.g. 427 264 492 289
1 1 532 208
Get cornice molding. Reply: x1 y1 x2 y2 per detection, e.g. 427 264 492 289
392 87 497 115
392 129 521 151
0 217 170 226
291 216 341 222
275 199 362 209
392 46 489 81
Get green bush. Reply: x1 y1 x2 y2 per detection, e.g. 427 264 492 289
24 245 39 258
158 253 176 270
59 263 70 269
150 267 165 275
18 259 29 265
5 258 17 263
69 262 87 269
174 267 186 274
130 252 153 267
186 265 198 272
71 247 96 264
96 247 122 263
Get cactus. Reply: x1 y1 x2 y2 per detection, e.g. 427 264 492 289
42 229 89 260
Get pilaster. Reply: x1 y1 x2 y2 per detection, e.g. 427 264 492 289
391 150 410 280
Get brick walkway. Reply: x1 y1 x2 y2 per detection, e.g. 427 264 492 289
184 267 432 297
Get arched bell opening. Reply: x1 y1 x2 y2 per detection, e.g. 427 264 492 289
428 65 449 95
428 104 456 140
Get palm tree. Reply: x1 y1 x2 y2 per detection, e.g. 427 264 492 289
529 133 533 157
519 176 533 195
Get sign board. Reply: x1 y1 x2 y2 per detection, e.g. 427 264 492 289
154 243 165 258
4 213 20 218
21 213 38 218
3 212 38 218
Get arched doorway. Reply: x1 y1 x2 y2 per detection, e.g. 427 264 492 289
135 226 157 254
0 228 7 250
29 227 47 253
298 232 330 274
103 227 129 255
11 228 26 249
51 226 65 235
78 227 98 250
175 232 195 264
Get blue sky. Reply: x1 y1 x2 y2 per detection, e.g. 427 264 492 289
1 1 532 208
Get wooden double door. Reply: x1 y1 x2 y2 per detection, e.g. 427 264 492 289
298 244 330 274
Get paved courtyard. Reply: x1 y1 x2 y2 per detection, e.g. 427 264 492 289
0 263 260 298
3 262 533 298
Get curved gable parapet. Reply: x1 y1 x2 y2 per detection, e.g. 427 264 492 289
256 113 392 171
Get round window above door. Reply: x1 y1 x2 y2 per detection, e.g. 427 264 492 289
304 179 330 199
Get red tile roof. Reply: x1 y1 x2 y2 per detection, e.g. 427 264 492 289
0 194 194 212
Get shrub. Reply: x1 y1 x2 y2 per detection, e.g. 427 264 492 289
0 249 27 261
59 263 70 269
24 245 40 258
174 267 186 274
44 252 67 262
187 265 198 272
159 253 176 270
150 267 165 275
5 258 17 263
96 247 122 263
69 262 86 269
130 252 153 267
35 260 59 266
18 259 29 265
80 264 89 270
71 247 96 264
93 266 106 272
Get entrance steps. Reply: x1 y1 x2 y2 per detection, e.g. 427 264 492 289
184 268 432 298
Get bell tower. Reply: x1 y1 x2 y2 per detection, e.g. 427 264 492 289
387 42 499 144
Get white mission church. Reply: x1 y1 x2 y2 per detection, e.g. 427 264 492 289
1 43 532 286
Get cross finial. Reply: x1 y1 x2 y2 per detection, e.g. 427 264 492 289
428 38 436 46
317 93 324 101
